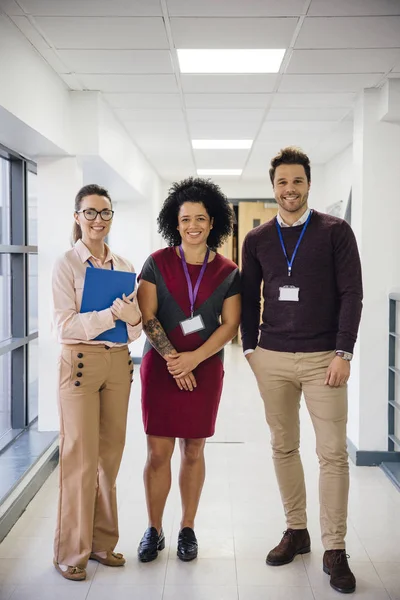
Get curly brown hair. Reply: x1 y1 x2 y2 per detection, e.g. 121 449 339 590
157 177 234 251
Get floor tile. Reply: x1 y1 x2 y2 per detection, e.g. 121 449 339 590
165 558 237 587
312 587 390 599
163 585 238 600
87 584 163 600
9 585 88 600
373 562 400 590
236 558 309 587
238 586 314 600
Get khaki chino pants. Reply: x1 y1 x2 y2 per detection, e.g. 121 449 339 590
54 343 133 567
249 347 349 550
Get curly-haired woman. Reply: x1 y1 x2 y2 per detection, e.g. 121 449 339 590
137 177 241 563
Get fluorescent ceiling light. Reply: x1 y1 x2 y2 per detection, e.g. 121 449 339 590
197 169 242 176
177 49 285 73
192 139 253 150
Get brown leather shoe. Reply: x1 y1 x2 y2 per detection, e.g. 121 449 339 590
323 550 356 594
266 528 311 566
90 550 126 567
53 559 86 581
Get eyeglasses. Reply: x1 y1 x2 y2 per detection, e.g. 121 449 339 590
76 208 114 221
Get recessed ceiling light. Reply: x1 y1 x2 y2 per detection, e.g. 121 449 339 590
192 140 253 150
197 169 242 176
177 49 285 74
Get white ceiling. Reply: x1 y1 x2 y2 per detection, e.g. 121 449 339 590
2 0 400 182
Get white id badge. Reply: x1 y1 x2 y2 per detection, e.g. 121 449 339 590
279 286 300 302
180 314 205 336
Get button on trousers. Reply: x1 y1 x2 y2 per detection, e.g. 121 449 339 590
54 343 133 567
249 347 349 550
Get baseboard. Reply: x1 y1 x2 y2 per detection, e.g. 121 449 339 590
381 462 400 491
347 437 400 466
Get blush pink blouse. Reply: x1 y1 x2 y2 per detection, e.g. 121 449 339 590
52 239 142 346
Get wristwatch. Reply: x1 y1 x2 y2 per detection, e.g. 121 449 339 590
335 350 353 361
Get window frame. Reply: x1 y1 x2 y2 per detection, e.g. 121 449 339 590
0 144 38 448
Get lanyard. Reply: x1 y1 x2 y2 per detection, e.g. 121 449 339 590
87 259 114 270
179 245 210 317
275 211 312 277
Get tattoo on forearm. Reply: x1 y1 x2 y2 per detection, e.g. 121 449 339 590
144 318 175 357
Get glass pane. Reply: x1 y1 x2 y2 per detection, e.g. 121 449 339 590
0 352 12 439
0 157 11 245
27 171 38 246
0 254 11 342
28 338 38 423
28 254 38 334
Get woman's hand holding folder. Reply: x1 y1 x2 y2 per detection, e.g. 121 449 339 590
111 291 141 327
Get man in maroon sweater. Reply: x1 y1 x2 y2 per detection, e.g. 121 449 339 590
241 147 362 595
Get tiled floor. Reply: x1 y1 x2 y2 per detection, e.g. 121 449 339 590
0 345 399 600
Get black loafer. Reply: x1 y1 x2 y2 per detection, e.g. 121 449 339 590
137 527 165 563
177 527 198 561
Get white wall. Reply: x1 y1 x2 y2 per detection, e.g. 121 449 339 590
351 88 400 451
306 148 353 216
0 16 164 431
0 15 72 155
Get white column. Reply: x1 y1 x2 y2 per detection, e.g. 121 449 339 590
37 157 83 431
349 87 400 451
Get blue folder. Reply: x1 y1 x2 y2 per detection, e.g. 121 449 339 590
80 268 136 343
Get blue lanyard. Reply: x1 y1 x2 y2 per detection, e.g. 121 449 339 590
87 259 114 270
275 211 313 277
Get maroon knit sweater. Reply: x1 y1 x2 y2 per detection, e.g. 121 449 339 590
240 211 363 354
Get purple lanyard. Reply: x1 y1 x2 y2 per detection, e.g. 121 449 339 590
179 245 210 317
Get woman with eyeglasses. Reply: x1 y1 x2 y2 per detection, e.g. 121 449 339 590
52 184 142 581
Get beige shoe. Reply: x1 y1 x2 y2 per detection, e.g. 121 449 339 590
53 559 86 581
89 550 126 567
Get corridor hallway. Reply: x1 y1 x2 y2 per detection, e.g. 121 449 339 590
0 345 399 600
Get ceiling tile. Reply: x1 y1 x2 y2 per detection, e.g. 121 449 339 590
40 48 71 73
308 0 400 17
11 16 50 51
166 0 305 17
126 121 189 147
189 121 261 139
181 74 278 94
272 92 356 108
296 16 400 49
56 50 173 74
308 124 353 163
34 16 169 49
266 107 350 121
279 73 382 93
184 93 272 109
79 74 179 93
104 93 182 109
170 17 298 49
115 108 185 122
58 73 84 91
17 0 163 16
1 0 24 15
257 120 336 145
287 49 400 74
194 149 250 169
141 147 195 179
187 108 265 122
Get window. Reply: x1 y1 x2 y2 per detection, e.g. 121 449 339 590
0 147 38 445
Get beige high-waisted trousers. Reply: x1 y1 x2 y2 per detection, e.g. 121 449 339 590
54 343 133 567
